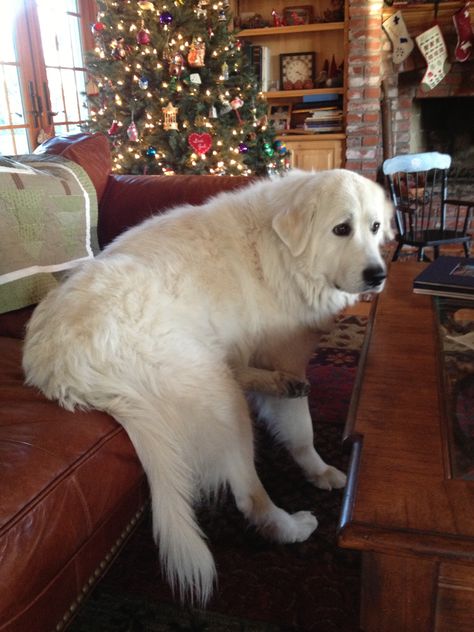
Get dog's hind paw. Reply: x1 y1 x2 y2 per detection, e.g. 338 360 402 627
311 466 346 491
265 508 318 543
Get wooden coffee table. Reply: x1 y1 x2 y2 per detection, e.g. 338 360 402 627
338 261 474 632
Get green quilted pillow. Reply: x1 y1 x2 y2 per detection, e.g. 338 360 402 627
0 154 99 314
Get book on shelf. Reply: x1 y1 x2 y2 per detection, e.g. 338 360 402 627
242 43 270 91
413 256 474 300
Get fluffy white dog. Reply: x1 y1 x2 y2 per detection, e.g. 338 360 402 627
23 169 393 605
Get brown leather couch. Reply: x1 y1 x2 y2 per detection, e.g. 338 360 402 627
0 133 253 632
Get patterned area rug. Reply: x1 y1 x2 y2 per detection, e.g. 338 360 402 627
68 316 367 632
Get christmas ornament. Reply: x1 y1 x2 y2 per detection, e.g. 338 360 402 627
188 132 212 154
86 78 99 96
209 105 218 118
138 76 149 89
108 120 120 135
230 96 244 123
218 94 232 114
169 52 185 77
127 120 138 141
146 146 157 156
187 72 202 85
263 142 274 157
160 11 173 25
416 25 451 92
272 10 283 27
196 1 208 19
162 102 179 130
382 10 414 64
274 140 287 156
91 20 106 34
218 9 227 21
138 1 154 10
238 142 249 153
221 62 229 80
188 39 206 67
453 2 473 62
112 38 129 60
137 27 151 45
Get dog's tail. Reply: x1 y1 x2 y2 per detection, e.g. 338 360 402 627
107 392 216 606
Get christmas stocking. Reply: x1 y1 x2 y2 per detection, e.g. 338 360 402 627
453 2 473 62
383 11 414 64
416 25 451 92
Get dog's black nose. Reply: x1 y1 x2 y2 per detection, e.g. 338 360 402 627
363 265 387 288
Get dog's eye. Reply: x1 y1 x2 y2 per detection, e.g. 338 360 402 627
332 223 351 237
371 222 380 234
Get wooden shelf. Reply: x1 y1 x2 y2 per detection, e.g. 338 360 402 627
237 21 344 38
281 131 346 139
264 87 344 99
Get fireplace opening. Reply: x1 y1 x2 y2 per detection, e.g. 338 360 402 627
411 97 474 190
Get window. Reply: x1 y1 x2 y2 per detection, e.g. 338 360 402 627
0 0 96 155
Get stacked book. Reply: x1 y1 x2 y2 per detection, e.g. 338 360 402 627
303 109 343 133
413 256 474 300
291 94 343 133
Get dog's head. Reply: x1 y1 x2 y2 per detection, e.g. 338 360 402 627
271 169 394 295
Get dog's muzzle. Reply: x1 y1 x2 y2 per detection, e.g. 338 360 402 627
363 265 387 289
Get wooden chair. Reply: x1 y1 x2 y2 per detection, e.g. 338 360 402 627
382 152 473 261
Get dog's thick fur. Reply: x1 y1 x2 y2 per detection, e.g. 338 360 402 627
23 169 393 605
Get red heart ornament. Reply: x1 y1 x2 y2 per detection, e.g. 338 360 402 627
188 132 212 154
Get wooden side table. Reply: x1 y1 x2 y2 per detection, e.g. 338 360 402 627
338 261 474 632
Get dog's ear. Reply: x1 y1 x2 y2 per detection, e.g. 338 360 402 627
383 198 395 242
272 207 313 257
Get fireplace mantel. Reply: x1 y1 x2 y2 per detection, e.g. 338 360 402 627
383 1 474 33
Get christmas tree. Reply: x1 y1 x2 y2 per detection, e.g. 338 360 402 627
84 0 288 176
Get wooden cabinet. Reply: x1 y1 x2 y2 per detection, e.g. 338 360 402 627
282 136 343 170
233 1 347 170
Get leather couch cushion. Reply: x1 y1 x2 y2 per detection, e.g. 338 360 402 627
0 305 34 339
98 173 254 248
0 336 146 631
35 132 112 203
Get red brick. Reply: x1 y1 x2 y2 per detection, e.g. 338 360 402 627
347 113 363 124
363 113 379 123
364 87 381 99
362 136 380 147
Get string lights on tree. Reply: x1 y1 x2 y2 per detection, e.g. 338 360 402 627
84 0 288 176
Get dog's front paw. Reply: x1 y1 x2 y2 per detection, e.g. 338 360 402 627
311 466 346 490
276 373 310 398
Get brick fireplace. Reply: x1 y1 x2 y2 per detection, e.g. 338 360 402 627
345 0 474 183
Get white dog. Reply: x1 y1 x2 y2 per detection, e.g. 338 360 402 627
23 169 393 605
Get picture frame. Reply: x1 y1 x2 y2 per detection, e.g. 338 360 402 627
283 5 314 26
279 52 315 90
268 103 293 131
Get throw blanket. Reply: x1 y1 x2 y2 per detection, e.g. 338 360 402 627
0 154 98 314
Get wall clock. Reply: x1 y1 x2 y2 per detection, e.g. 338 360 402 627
280 52 315 90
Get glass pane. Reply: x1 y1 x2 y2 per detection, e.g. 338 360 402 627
12 127 29 154
36 0 83 68
46 67 65 118
3 64 24 124
69 14 83 68
0 4 20 63
0 127 28 156
54 124 82 136
0 128 15 155
62 69 79 121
